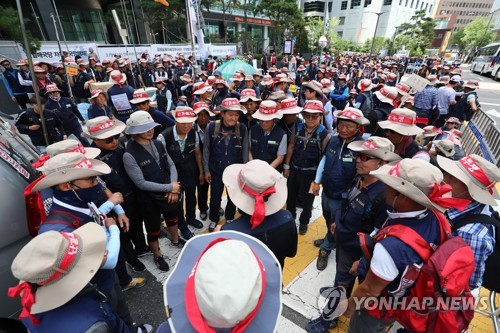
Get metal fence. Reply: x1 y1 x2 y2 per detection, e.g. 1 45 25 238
461 109 500 168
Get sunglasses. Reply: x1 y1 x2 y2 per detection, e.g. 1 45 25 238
100 134 120 143
358 153 378 162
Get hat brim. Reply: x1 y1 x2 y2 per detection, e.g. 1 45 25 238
370 163 447 212
193 108 215 117
281 106 303 115
84 119 126 140
252 111 283 121
240 96 262 103
164 231 282 333
45 89 62 94
334 112 370 126
223 163 287 217
173 116 197 124
378 120 424 136
436 156 496 206
32 159 111 192
462 84 477 90
215 105 248 114
193 87 212 95
302 83 325 98
129 97 151 104
357 82 373 91
347 141 401 162
373 91 393 105
30 223 106 314
125 122 160 135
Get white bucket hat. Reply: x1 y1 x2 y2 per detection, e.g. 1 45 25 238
433 139 455 157
378 108 424 136
302 80 325 97
302 100 324 114
374 86 398 105
125 111 160 134
129 90 151 104
45 139 100 159
334 107 370 126
422 125 443 138
193 82 213 95
215 98 247 114
252 100 283 121
348 136 402 162
9 223 106 316
172 106 198 123
192 101 215 117
83 116 126 140
268 91 288 102
437 154 500 206
357 79 373 92
280 98 303 115
163 231 282 332
31 152 111 192
223 159 287 227
108 70 126 85
240 89 262 103
370 158 453 212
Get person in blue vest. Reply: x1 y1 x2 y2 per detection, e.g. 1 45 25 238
239 88 261 130
344 159 458 332
70 59 93 103
154 77 172 113
306 137 401 333
88 88 114 119
129 89 174 139
123 111 188 272
107 70 135 122
158 107 205 230
203 98 249 232
249 100 287 170
330 74 349 111
284 100 331 235
278 97 303 145
44 84 88 146
311 107 369 269
451 80 480 121
221 160 297 269
0 58 29 109
8 223 132 333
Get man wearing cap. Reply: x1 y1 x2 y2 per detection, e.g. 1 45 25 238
88 89 114 119
439 154 500 297
70 59 93 103
307 137 400 332
17 59 36 97
344 159 459 331
16 96 66 150
330 74 349 111
239 88 261 129
211 79 234 110
158 107 204 230
129 89 174 139
123 111 186 271
436 75 458 127
154 78 173 113
366 86 400 136
44 84 88 146
1 58 29 109
107 70 136 122
311 108 368 266
284 100 331 235
249 101 287 170
355 79 374 116
414 75 439 125
204 98 249 231
452 80 480 121
278 97 303 146
378 108 429 161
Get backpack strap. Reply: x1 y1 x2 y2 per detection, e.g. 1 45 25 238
376 224 433 261
451 213 500 232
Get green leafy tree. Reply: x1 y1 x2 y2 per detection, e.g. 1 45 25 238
139 0 189 43
396 9 435 55
0 5 40 54
462 17 494 48
330 38 361 53
450 27 467 52
361 36 391 54
305 17 340 52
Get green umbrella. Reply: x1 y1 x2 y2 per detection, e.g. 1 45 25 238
217 59 255 82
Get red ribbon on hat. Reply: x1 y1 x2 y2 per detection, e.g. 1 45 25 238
241 89 257 97
73 158 93 169
88 119 114 133
111 74 123 88
459 156 495 194
32 154 50 168
184 237 267 333
258 106 278 115
69 144 86 154
8 282 39 324
238 171 276 230
363 140 379 150
222 98 240 107
339 109 361 120
303 102 323 112
176 110 196 118
428 183 471 211
387 114 416 125
193 102 210 110
416 117 429 125
281 99 297 109
396 83 409 93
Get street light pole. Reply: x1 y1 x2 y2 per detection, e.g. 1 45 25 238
368 12 385 64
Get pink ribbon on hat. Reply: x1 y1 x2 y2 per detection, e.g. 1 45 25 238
281 99 297 109
387 114 416 125
303 102 323 112
238 171 276 230
88 119 114 133
111 73 123 88
363 140 379 150
184 237 267 333
69 144 86 154
339 109 361 120
459 156 495 194
258 105 279 115
176 110 196 118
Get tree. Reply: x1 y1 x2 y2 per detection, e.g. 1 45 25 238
0 5 40 54
330 38 360 53
462 17 494 48
450 27 467 53
396 9 435 55
305 17 340 52
139 0 188 43
361 36 391 54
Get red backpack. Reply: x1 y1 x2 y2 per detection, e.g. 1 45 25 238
366 210 476 333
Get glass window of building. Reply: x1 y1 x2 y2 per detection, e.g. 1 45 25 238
58 8 105 42
351 0 361 9
341 1 348 10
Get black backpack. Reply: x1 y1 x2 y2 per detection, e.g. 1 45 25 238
451 210 500 293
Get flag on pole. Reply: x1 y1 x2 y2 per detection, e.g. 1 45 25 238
154 0 169 7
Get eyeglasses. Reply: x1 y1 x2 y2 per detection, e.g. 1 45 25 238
303 113 321 120
358 154 378 162
100 134 120 143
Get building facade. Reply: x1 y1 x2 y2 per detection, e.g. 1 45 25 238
432 0 495 32
298 0 435 43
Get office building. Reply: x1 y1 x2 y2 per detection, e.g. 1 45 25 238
432 0 495 32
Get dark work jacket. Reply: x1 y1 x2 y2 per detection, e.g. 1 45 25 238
126 139 171 200
2 68 24 94
45 97 84 133
208 121 246 175
162 127 198 180
147 107 175 139
322 134 362 199
88 103 113 119
250 125 285 165
239 113 259 130
22 285 130 333
400 140 426 159
73 70 91 98
15 109 65 146
19 69 34 93
222 210 298 269
366 95 394 136
451 91 478 121
291 123 328 175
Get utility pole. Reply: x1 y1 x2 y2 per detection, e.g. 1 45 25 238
50 13 74 100
16 0 50 146
368 12 386 64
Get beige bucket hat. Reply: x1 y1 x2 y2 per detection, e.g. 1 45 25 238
172 106 198 123
84 116 126 140
125 110 160 135
374 86 398 105
280 98 303 115
108 70 126 85
334 107 370 126
192 101 215 117
348 136 402 162
252 100 283 121
31 153 110 191
46 139 100 159
433 139 455 157
378 108 424 136
215 98 247 114
9 223 106 315
240 89 262 103
437 154 500 206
